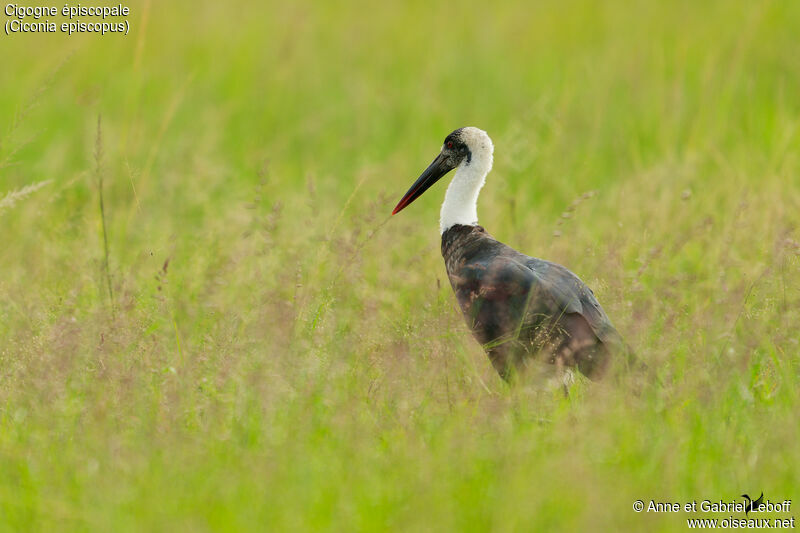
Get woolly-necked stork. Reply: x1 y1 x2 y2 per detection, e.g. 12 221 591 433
392 127 632 382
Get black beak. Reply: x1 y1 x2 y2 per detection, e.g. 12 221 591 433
392 152 455 215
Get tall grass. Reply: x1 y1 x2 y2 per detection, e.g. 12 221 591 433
0 180 52 215
0 0 798 531
94 115 114 316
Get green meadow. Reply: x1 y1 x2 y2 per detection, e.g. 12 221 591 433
1 0 799 530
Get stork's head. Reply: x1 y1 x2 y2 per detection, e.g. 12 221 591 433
392 127 493 215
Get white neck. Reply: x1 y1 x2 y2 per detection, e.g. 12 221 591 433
439 151 493 234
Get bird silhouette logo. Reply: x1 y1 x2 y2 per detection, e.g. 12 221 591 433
741 492 764 516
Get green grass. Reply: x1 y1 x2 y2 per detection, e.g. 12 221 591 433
1 0 799 530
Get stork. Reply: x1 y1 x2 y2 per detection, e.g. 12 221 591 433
392 127 632 382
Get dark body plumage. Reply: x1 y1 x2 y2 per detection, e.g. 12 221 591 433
442 224 628 381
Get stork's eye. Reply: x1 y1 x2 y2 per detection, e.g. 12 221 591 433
446 141 454 149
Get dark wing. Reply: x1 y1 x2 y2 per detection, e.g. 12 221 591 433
448 256 539 347
524 256 640 378
522 256 627 350
441 225 635 379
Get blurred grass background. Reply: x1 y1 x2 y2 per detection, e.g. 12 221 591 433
1 0 799 530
